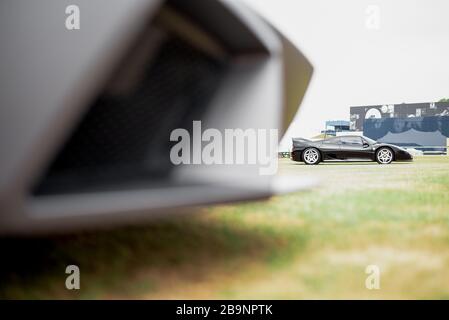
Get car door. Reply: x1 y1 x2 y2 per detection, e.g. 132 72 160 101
319 137 342 160
339 136 371 160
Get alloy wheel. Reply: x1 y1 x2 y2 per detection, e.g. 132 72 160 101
303 148 319 164
377 148 393 164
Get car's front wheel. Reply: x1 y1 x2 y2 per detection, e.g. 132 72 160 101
376 147 393 164
303 147 321 165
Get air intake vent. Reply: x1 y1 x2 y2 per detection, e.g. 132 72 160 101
33 5 229 195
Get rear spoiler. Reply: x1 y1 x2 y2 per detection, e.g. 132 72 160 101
292 137 311 147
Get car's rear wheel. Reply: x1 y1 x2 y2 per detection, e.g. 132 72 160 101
376 147 393 164
303 147 321 165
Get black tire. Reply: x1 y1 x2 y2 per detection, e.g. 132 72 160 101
302 147 321 165
376 147 393 164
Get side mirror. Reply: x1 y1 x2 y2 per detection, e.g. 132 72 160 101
363 143 370 148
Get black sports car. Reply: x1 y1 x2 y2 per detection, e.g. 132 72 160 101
291 135 413 165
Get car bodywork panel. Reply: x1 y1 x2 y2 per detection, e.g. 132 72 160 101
0 0 314 234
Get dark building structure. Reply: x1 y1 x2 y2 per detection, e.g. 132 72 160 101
350 102 449 153
364 116 449 152
350 101 449 131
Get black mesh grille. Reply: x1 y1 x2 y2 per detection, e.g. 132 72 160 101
33 35 227 195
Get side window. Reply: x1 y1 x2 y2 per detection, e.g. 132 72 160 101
341 137 363 146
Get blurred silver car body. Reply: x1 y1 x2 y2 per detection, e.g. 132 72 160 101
0 0 313 234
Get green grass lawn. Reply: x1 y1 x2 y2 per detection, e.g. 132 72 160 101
1 156 449 299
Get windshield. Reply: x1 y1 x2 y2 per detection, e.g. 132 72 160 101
362 136 377 144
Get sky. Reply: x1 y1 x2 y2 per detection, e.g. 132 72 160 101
242 0 449 150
